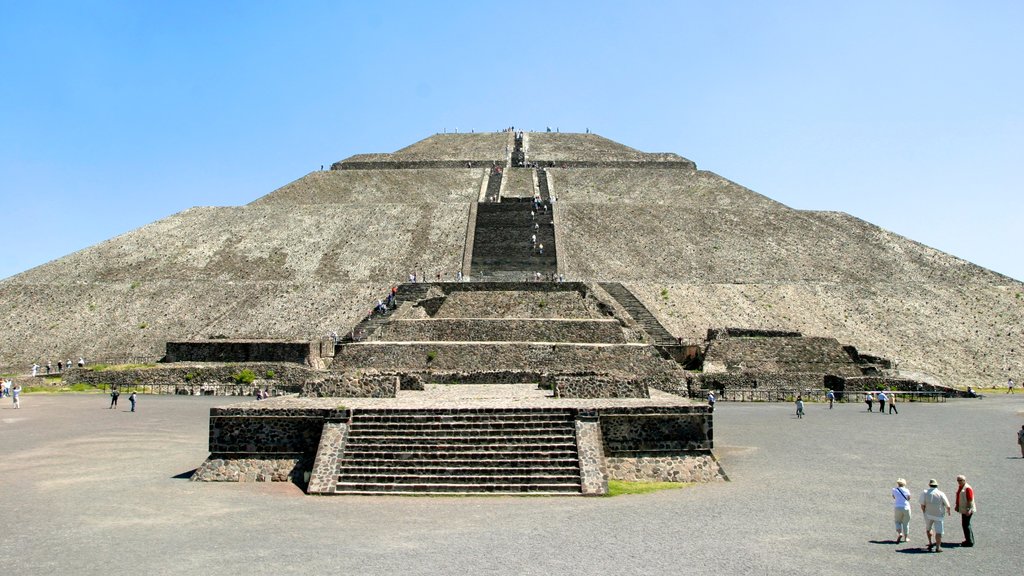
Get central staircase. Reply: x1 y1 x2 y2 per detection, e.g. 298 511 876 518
471 201 557 279
335 408 583 495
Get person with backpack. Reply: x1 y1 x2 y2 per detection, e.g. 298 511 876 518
892 478 912 543
109 388 120 409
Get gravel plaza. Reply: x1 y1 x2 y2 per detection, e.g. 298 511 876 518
1 392 1021 576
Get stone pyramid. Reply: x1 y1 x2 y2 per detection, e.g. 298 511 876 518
1 131 1021 386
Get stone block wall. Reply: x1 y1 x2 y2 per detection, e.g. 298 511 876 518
301 373 398 398
552 374 649 399
374 318 625 343
165 340 320 366
575 415 609 495
692 371 826 393
62 363 317 395
599 407 713 454
605 454 725 483
332 342 684 380
702 336 860 376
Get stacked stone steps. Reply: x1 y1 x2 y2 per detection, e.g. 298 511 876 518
471 202 556 275
484 168 502 202
338 308 392 344
599 282 677 345
537 167 551 202
335 409 582 495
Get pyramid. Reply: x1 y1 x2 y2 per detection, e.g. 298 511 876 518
1 131 1021 387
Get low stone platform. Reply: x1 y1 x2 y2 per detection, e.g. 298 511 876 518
192 386 723 495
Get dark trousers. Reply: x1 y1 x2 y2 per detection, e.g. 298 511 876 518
961 513 974 546
866 401 872 411
889 402 898 414
879 400 886 413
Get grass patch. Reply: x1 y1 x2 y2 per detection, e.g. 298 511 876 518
22 383 104 394
89 363 157 372
606 480 692 496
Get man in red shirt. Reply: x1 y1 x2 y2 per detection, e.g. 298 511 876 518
955 474 976 547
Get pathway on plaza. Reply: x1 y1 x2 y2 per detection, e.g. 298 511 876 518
1 393 1021 576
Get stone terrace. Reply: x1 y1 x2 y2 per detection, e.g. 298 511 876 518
527 133 695 166
249 168 485 205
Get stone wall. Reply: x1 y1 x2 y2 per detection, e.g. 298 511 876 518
306 421 349 494
692 372 825 393
332 342 684 380
62 363 317 395
301 373 398 398
552 374 649 399
165 340 320 366
599 407 713 454
374 318 625 343
605 454 726 483
702 336 860 376
575 414 609 495
191 455 309 483
834 376 969 397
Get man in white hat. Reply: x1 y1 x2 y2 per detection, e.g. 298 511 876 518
920 478 951 552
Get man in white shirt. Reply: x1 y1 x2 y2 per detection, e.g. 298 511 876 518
920 479 951 552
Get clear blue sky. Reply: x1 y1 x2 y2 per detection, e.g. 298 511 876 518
2 1 1021 281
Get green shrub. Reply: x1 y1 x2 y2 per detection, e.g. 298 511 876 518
426 351 437 364
233 369 256 384
265 370 275 379
184 372 195 382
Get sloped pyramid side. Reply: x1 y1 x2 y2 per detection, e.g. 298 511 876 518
0 194 472 368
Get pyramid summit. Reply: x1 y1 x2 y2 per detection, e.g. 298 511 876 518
1 130 1021 387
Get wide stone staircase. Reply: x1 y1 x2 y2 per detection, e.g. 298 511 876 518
599 282 677 345
335 408 583 495
471 201 556 279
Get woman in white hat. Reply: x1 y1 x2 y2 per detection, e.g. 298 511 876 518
892 478 912 543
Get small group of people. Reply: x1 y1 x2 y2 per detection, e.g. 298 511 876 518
109 388 137 412
31 357 85 377
2 379 21 408
255 389 272 400
864 390 898 414
892 476 975 552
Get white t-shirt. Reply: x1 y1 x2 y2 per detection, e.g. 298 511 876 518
892 487 912 509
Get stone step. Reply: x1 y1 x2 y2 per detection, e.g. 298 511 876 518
338 471 580 482
341 450 580 461
338 459 580 471
349 422 576 433
350 409 575 419
345 437 577 449
348 418 574 427
334 482 581 494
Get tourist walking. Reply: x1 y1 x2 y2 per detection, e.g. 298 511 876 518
1018 425 1024 458
795 396 804 419
920 479 951 552
707 391 716 412
888 392 898 414
877 391 887 414
129 392 137 413
12 383 21 408
110 388 120 409
864 391 874 412
892 478 912 543
1 378 10 398
1008 378 1016 393
826 389 834 409
955 475 976 547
